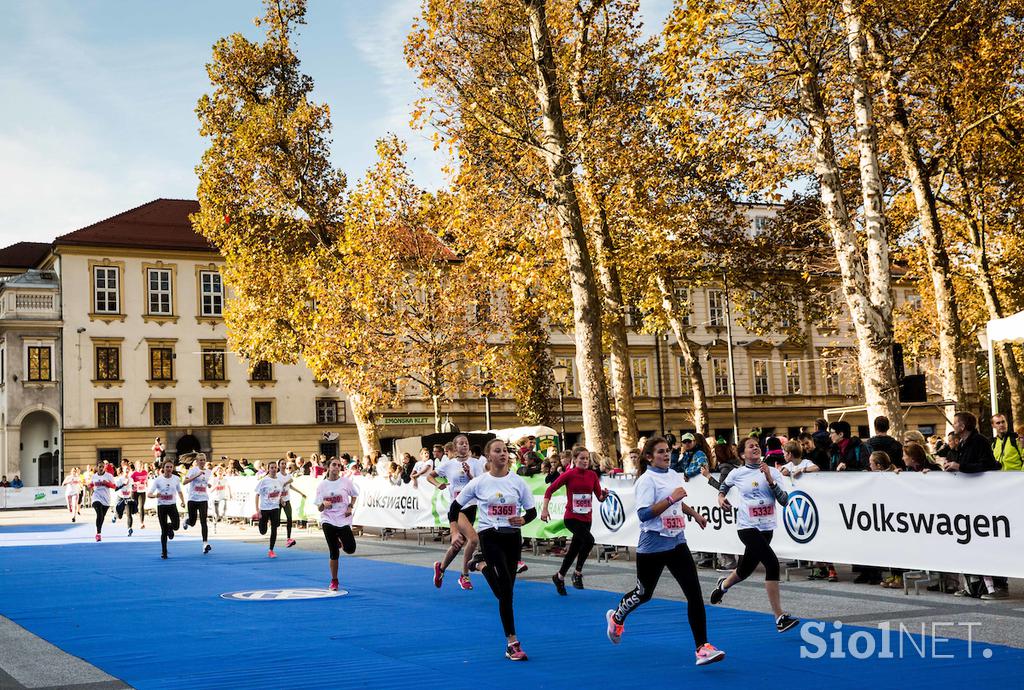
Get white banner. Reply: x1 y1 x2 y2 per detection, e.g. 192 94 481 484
173 472 1024 578
0 487 66 509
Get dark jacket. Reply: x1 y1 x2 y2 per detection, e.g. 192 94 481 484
829 436 867 471
953 431 1000 473
867 434 905 469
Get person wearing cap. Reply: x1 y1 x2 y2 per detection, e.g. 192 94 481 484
672 433 711 481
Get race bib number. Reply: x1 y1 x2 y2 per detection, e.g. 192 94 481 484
194 485 207 493
749 503 775 523
488 504 517 517
571 493 592 514
662 516 686 530
159 493 173 502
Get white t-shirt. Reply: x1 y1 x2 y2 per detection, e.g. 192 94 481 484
435 456 486 503
255 476 285 510
412 460 432 476
781 459 816 475
63 475 82 497
149 475 182 507
209 476 229 501
89 472 116 506
279 471 293 503
185 467 212 503
115 475 132 500
721 464 786 530
315 477 359 528
456 472 536 532
635 468 688 538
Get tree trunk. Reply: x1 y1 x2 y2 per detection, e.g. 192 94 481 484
657 275 709 436
431 394 442 433
350 393 381 456
842 3 903 439
524 0 617 463
865 29 966 428
797 56 902 436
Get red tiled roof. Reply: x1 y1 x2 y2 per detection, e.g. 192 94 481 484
0 242 52 269
55 199 214 252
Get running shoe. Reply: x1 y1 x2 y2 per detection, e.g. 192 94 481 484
268 550 277 559
516 561 528 574
182 519 189 531
981 589 1008 600
203 544 212 554
571 572 584 590
95 534 101 542
807 567 824 580
827 567 838 582
776 614 799 633
140 524 145 529
128 528 133 537
505 641 528 661
167 531 174 540
695 643 726 666
161 553 168 560
433 561 444 588
329 579 339 592
710 576 728 605
286 538 296 548
111 514 116 524
71 516 76 523
605 610 624 645
458 574 473 590
552 573 568 596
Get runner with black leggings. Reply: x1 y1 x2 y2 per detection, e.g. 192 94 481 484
709 436 799 632
452 438 537 661
279 460 307 548
605 437 726 667
253 460 287 558
315 458 360 591
541 445 607 594
147 459 185 559
182 453 213 554
88 462 116 542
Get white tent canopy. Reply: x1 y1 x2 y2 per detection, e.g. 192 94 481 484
984 310 1024 414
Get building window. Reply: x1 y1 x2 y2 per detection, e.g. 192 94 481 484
254 400 273 425
93 266 120 314
97 401 120 428
95 346 120 381
200 271 224 317
673 285 691 326
785 359 802 395
678 356 691 394
554 356 575 396
631 357 650 397
753 216 770 235
316 399 340 424
711 357 729 396
205 401 225 426
27 346 52 381
251 361 273 381
202 347 226 381
823 358 840 395
152 401 172 427
752 359 770 396
147 268 173 315
150 347 174 381
707 290 725 326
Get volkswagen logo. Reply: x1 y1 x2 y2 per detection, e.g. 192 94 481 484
221 588 347 601
600 490 625 532
783 491 819 544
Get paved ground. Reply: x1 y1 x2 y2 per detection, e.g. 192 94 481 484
1 507 1021 689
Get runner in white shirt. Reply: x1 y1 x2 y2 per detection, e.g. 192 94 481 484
147 459 185 559
113 464 138 536
62 468 83 523
779 440 820 478
252 460 291 558
279 460 307 549
450 438 537 661
315 457 360 591
88 462 117 542
710 437 799 633
427 435 486 590
208 466 232 532
182 453 213 553
409 448 434 488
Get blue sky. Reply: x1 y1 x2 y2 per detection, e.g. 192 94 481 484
0 0 673 245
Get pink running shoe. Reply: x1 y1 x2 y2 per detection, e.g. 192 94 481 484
606 610 624 644
458 574 473 590
433 561 444 588
516 561 528 574
286 538 296 548
95 534 102 542
329 579 339 592
505 641 528 661
268 550 277 559
695 643 726 666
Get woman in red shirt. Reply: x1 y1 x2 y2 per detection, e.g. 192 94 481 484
541 446 608 594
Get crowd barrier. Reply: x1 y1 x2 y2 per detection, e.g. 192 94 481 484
205 472 1023 578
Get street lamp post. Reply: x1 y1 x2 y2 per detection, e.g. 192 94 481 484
552 364 568 450
481 379 494 431
722 270 740 443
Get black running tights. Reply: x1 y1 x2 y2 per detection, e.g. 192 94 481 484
157 504 180 555
479 528 522 637
559 518 595 576
735 528 779 582
259 508 281 550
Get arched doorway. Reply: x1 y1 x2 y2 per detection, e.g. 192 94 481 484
176 433 201 457
20 410 59 486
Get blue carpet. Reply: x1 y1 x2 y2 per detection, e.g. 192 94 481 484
0 539 1018 689
0 523 78 533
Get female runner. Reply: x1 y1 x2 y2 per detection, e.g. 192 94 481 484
253 460 291 558
113 464 137 536
315 457 360 590
62 468 82 523
147 459 185 559
182 453 213 553
428 434 486 590
540 445 607 594
709 436 799 632
451 438 536 661
209 466 232 531
279 459 307 548
88 461 116 542
605 437 726 667
131 462 151 529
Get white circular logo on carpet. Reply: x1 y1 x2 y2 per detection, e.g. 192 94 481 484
220 588 348 601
